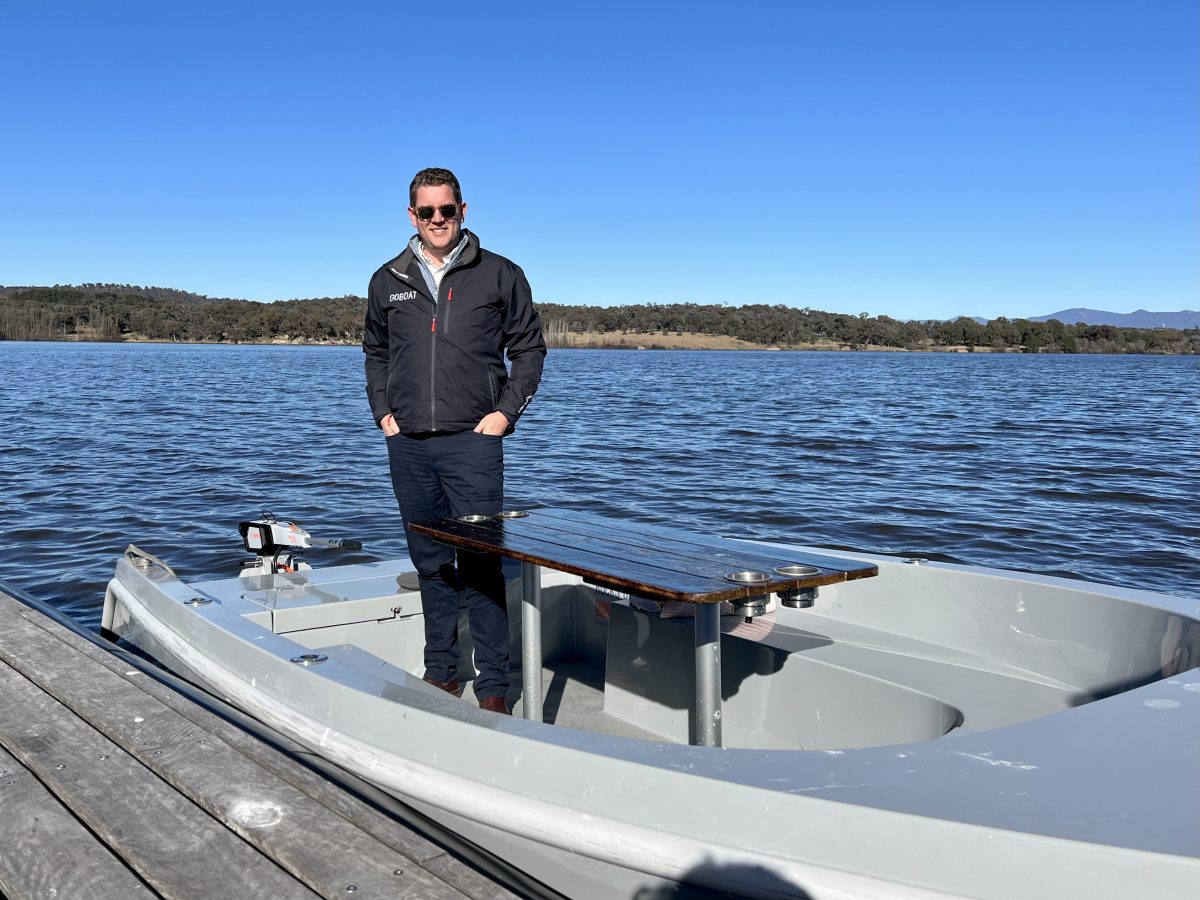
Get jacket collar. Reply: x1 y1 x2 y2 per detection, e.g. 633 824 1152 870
408 229 472 270
385 230 479 296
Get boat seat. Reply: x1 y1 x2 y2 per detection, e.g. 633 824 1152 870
601 598 1084 746
757 613 1087 732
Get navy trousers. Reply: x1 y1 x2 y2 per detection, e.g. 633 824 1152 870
386 430 509 699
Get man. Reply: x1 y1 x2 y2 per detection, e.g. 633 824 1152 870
363 167 546 714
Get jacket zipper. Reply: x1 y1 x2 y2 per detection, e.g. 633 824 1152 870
430 309 437 429
420 252 466 430
427 285 453 429
429 281 456 428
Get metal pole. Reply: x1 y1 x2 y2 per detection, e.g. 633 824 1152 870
694 602 723 747
521 561 543 722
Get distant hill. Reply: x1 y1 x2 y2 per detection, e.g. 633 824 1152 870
953 308 1200 328
1029 308 1199 328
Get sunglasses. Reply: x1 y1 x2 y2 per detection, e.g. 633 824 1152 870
413 204 460 221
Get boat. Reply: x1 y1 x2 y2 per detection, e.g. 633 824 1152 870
102 511 1200 899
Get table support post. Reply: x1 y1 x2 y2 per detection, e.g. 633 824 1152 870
694 603 723 748
521 561 543 722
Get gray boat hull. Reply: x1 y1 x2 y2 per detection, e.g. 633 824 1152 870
104 544 1200 898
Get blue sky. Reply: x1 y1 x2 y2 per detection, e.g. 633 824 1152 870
1 1 1195 320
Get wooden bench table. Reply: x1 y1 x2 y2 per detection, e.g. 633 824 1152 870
410 507 877 747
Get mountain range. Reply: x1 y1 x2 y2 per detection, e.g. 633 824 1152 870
965 309 1198 328
1031 308 1194 328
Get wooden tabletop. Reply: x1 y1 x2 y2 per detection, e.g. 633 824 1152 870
409 507 877 604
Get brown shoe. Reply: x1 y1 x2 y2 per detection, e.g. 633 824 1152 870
422 674 463 697
478 696 510 715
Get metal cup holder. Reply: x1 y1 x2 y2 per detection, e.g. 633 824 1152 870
774 564 819 577
497 510 529 519
458 514 493 523
732 596 770 619
772 564 820 608
725 572 772 620
724 570 771 585
778 589 817 609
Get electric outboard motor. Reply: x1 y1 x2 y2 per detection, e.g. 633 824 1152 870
238 511 362 576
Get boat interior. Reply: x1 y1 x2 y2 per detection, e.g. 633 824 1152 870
175 550 1181 752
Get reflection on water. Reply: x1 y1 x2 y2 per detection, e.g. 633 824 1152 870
0 342 1195 624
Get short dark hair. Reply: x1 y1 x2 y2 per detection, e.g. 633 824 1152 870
409 167 462 206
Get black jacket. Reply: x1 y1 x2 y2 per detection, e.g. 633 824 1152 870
363 231 546 433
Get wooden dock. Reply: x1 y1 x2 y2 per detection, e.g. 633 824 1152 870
0 587 533 900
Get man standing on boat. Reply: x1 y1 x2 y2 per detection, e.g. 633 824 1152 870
363 167 546 715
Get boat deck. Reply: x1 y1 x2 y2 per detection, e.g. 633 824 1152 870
0 587 530 900
513 661 663 739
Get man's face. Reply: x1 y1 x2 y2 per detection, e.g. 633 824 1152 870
408 184 466 257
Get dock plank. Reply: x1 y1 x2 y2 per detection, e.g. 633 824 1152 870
0 658 318 899
0 745 156 900
0 589 521 900
13 598 450 865
0 615 453 899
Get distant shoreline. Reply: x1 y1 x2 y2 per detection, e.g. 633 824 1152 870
4 287 1195 353
541 331 1018 353
0 333 1173 354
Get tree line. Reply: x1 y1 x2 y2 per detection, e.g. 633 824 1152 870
0 285 363 345
1 284 1196 354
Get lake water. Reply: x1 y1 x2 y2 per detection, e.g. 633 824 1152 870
0 342 1195 626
